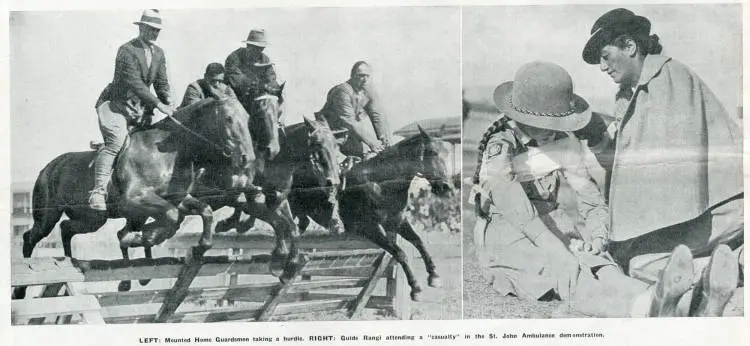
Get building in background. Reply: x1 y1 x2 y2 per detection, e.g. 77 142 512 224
393 116 461 177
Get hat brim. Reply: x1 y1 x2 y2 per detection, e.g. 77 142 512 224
493 81 592 132
582 16 651 65
242 41 268 47
133 21 162 30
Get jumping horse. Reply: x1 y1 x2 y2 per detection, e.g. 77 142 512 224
290 126 455 301
15 96 256 298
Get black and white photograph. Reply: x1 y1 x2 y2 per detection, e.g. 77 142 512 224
9 7 462 324
462 4 744 319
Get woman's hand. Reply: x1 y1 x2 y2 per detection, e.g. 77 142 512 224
583 237 607 255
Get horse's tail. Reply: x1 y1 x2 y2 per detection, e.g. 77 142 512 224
31 153 70 222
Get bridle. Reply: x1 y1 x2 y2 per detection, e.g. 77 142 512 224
165 98 234 157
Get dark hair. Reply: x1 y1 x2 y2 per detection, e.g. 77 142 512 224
472 117 509 185
350 61 371 78
612 33 663 56
204 62 225 76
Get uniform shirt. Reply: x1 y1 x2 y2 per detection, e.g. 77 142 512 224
476 120 609 242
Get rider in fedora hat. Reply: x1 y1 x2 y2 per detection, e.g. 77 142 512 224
471 61 734 317
89 9 174 211
225 28 283 113
582 8 742 314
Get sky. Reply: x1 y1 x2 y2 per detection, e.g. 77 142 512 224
462 4 742 117
9 7 461 183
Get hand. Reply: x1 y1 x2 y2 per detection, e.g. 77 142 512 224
157 102 174 116
583 237 607 255
379 137 390 148
369 141 385 153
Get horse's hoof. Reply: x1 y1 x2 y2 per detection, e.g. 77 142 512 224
330 221 346 236
428 274 442 288
118 280 132 292
119 232 142 248
270 262 286 278
215 220 231 233
198 240 213 252
410 288 423 302
139 279 152 286
12 287 27 300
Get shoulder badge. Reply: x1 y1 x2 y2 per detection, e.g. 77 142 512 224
485 142 505 159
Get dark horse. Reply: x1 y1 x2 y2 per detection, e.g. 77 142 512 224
212 116 345 275
290 126 455 301
15 97 256 298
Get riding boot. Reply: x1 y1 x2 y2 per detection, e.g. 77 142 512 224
89 148 116 211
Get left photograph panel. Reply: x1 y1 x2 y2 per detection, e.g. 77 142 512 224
9 7 462 324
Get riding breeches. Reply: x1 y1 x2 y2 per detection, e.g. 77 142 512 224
92 101 129 192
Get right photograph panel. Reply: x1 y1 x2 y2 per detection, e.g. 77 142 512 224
461 4 744 319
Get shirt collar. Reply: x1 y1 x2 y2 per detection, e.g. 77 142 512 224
636 54 671 87
138 37 154 50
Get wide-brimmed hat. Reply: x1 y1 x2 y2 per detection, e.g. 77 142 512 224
133 9 163 30
242 29 268 47
493 61 591 132
582 8 651 64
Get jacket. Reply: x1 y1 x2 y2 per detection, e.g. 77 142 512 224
224 48 278 100
179 79 237 108
316 81 390 149
96 38 172 118
608 55 743 241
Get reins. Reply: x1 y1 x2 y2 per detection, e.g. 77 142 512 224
166 98 232 156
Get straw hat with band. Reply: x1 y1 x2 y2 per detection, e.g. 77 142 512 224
133 9 163 30
242 29 268 47
493 61 591 132
582 8 651 65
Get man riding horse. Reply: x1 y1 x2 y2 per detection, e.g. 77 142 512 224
180 62 237 108
315 61 391 164
225 28 284 114
89 9 175 211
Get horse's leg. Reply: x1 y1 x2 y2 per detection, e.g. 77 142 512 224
116 217 148 292
22 209 63 258
175 195 214 252
140 246 153 284
60 215 107 258
328 199 346 235
14 208 64 299
355 222 423 301
396 220 441 288
215 206 242 234
244 193 295 277
274 198 301 283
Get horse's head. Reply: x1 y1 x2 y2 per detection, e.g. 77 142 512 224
403 126 454 197
302 117 343 189
196 97 255 174
250 82 285 161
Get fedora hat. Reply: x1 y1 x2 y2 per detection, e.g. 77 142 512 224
133 9 163 30
493 61 591 132
582 8 651 64
242 29 268 47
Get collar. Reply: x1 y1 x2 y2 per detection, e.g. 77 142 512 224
506 119 563 147
137 37 155 50
636 54 671 87
346 79 365 93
